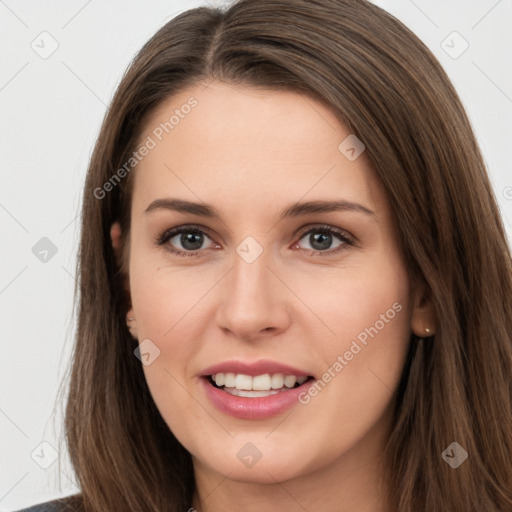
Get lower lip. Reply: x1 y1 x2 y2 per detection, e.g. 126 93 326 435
200 377 314 419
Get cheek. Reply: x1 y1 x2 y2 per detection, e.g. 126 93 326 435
292 250 411 398
292 253 410 348
130 251 212 347
306 260 411 421
128 257 219 426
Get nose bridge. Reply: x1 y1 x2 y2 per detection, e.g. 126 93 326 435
228 240 274 305
215 236 289 337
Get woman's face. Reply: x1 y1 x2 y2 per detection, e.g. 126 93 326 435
114 81 430 485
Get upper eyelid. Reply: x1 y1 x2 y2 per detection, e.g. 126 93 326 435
296 224 353 239
168 225 217 243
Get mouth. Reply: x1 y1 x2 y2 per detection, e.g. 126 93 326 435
206 372 315 397
199 361 317 419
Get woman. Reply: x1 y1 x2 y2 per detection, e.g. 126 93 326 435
18 0 512 510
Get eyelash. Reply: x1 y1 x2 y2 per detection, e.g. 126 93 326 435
155 224 356 258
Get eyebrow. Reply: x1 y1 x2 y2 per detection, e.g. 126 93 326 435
144 198 375 219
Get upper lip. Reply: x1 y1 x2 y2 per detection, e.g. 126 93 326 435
200 359 313 378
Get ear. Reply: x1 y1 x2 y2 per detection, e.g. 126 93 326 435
111 220 131 289
111 221 124 268
410 285 436 338
111 221 138 339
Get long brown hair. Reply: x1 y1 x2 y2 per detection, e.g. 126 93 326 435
59 0 512 510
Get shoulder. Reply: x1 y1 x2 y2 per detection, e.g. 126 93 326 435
14 495 84 512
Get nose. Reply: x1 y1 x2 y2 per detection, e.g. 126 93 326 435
214 248 291 342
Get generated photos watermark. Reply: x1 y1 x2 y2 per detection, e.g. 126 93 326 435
298 301 403 405
93 97 198 200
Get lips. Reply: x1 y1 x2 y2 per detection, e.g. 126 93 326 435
201 359 313 378
199 359 315 419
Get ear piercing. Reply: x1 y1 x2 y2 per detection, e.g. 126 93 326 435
423 327 434 338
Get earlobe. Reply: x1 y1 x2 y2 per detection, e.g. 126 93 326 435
126 308 138 339
410 288 436 338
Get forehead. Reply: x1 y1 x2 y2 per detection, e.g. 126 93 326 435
130 81 385 220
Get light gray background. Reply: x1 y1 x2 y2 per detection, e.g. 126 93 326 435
1 0 511 509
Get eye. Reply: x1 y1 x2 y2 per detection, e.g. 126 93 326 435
293 225 355 256
156 225 218 257
155 224 355 258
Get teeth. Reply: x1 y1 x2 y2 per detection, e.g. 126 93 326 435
223 388 283 397
284 375 297 388
224 373 236 387
253 374 272 390
271 373 284 389
235 374 253 390
212 373 309 391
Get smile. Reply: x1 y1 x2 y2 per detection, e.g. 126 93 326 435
201 371 315 419
210 373 310 397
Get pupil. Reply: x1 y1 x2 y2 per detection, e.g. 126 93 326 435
311 232 331 250
181 232 203 250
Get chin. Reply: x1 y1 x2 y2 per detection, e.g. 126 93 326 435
205 456 308 484
189 437 326 484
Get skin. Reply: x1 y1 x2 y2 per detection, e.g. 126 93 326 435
111 81 435 512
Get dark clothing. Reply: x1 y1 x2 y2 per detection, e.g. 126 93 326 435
15 495 83 512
